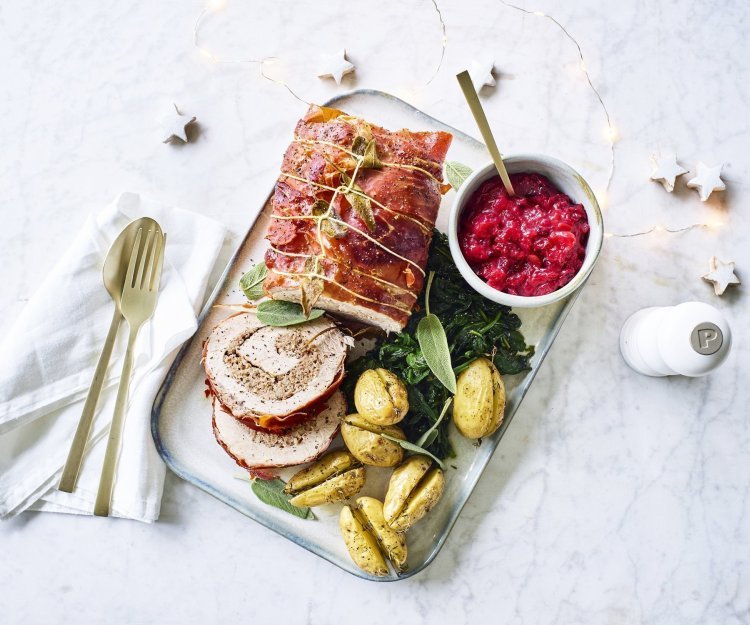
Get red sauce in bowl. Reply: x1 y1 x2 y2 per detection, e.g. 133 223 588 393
458 173 590 297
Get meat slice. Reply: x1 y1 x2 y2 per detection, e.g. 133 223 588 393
212 391 345 469
263 104 453 332
203 312 347 419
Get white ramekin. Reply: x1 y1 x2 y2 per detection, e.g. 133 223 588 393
447 155 604 308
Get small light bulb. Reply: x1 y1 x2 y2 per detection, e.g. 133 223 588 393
199 47 216 62
604 232 614 239
604 125 618 143
207 0 227 11
654 225 663 232
580 61 588 72
534 11 545 16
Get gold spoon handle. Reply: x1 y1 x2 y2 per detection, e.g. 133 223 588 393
93 323 139 517
58 308 122 493
456 70 515 196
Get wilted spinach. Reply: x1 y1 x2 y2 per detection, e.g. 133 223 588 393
343 232 534 459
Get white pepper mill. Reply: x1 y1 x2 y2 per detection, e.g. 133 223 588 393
619 302 732 377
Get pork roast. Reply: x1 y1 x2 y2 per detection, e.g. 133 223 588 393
203 312 347 420
212 390 345 469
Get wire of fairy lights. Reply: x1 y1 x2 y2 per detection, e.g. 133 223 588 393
192 0 446 93
427 0 448 85
604 222 725 239
191 0 723 241
501 2 726 240
192 0 310 103
500 1 616 199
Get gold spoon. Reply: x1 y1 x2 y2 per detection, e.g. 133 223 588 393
58 217 160 493
456 70 515 196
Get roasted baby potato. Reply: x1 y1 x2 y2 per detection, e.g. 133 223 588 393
354 368 409 426
383 455 445 532
340 504 389 577
452 357 505 439
354 497 407 572
341 414 405 467
284 450 365 507
340 497 408 576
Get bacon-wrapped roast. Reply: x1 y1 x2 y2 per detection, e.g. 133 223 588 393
263 105 453 332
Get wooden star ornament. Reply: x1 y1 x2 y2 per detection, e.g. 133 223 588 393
163 104 197 144
317 49 355 85
650 152 687 192
702 256 740 296
469 59 496 92
687 162 725 201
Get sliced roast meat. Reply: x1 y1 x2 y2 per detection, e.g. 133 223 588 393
231 366 345 433
212 390 345 469
203 312 347 419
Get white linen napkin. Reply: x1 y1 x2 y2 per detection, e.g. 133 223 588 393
0 192 226 522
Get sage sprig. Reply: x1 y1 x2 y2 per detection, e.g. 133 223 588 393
248 477 315 520
445 161 473 191
416 272 457 393
256 299 324 327
239 261 268 301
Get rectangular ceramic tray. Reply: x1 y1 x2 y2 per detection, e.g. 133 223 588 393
152 90 583 581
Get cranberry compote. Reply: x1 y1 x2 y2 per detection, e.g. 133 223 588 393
458 173 589 297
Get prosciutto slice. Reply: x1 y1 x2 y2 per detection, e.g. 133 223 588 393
203 312 347 422
263 105 452 332
212 391 345 469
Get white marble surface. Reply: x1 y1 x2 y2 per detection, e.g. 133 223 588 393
1 0 748 623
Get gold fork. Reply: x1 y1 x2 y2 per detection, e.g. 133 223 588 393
94 225 165 517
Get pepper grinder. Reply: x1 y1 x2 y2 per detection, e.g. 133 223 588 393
619 301 732 377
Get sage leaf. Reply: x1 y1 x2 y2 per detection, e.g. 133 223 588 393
416 271 456 393
256 299 324 326
351 136 368 156
311 199 330 216
445 161 473 191
415 398 452 448
381 434 445 470
300 276 324 317
341 172 376 232
347 192 376 232
320 217 348 239
313 200 348 238
417 314 457 393
352 135 382 168
353 136 382 169
239 262 268 301
250 478 315 520
362 140 382 169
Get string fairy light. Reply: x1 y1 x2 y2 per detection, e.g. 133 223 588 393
189 1 725 244
192 1 309 103
604 220 724 239
426 0 448 85
498 3 730 241
500 1 617 194
191 0 449 100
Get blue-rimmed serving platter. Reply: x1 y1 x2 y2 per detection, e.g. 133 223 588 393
152 90 590 581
